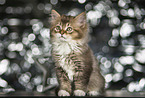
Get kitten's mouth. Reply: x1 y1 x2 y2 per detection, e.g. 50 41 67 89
60 35 66 39
59 36 66 41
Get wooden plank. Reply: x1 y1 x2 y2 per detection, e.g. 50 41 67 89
0 90 145 97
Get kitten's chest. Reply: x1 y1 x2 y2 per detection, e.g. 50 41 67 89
52 40 81 55
57 55 75 81
53 52 80 81
53 42 72 55
52 41 83 81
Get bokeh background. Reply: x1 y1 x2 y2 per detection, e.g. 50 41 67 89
0 0 145 94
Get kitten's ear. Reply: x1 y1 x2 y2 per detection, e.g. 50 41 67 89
51 10 60 21
74 12 86 28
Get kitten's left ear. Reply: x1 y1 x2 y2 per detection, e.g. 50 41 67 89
51 10 60 20
74 12 86 28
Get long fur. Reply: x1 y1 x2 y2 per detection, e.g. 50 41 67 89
50 10 105 96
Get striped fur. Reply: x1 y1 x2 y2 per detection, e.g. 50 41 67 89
50 10 105 96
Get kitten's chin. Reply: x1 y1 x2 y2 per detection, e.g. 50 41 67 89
59 36 72 42
59 37 67 41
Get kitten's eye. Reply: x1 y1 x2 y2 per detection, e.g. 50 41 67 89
66 27 72 31
55 26 61 31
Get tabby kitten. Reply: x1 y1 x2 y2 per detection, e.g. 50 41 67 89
50 10 105 96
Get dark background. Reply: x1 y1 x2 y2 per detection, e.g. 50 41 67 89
0 0 145 94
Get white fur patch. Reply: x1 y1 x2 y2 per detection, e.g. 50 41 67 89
58 90 70 96
88 91 101 96
56 55 74 81
52 36 83 81
53 40 81 55
74 90 86 96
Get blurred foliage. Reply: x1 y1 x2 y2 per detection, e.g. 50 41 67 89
0 0 145 94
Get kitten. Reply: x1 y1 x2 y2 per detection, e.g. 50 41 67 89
50 10 105 96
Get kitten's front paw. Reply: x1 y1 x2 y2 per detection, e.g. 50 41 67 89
58 90 70 96
88 91 101 96
74 90 86 96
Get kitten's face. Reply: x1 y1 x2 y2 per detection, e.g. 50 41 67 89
51 19 79 41
50 10 88 42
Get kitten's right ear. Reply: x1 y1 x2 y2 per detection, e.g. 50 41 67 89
51 10 60 20
74 12 86 28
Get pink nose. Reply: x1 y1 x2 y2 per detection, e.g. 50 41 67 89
60 30 64 35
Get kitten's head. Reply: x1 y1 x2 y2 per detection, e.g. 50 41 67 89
50 10 88 43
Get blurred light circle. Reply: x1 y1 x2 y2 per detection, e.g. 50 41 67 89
0 78 8 88
37 85 43 92
112 29 119 37
124 45 135 55
0 43 4 51
133 62 143 72
1 59 10 66
78 0 86 4
40 28 50 38
0 59 9 75
28 34 36 41
33 76 42 85
107 10 115 18
24 6 32 13
16 7 23 14
114 62 124 72
113 73 123 82
37 3 45 10
8 19 21 26
102 46 109 53
32 47 40 55
135 49 145 64
119 56 134 65
22 37 30 45
9 32 18 39
44 3 52 12
30 19 39 25
125 69 133 77
127 82 136 92
120 9 128 16
85 3 92 11
0 0 5 5
110 17 120 25
118 0 126 7
27 57 34 64
100 57 107 64
120 23 135 38
140 22 145 29
50 0 58 5
11 63 21 73
1 27 8 34
108 38 118 47
8 42 16 51
105 74 113 82
67 8 80 16
32 22 43 32
7 52 17 59
16 43 23 51
19 73 31 84
5 7 13 14
128 8 135 17
104 60 111 68
139 78 145 88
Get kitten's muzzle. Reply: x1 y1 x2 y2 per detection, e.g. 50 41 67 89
60 30 66 39
60 30 65 35
60 35 66 39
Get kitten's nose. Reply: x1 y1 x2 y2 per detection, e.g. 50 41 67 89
60 30 64 35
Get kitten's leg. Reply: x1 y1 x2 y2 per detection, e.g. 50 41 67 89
73 70 90 96
56 66 72 96
87 70 105 96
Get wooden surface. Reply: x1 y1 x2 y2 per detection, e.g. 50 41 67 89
0 90 145 97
